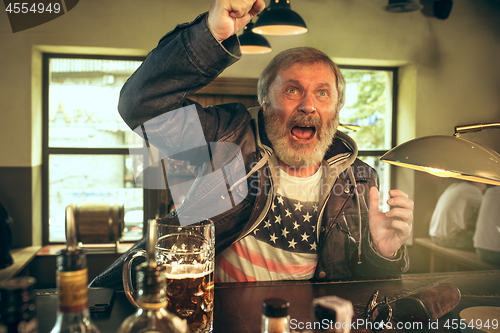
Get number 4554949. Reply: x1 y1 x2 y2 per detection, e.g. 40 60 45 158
444 318 499 330
5 2 61 14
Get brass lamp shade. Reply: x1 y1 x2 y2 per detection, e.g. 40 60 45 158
380 135 500 186
253 0 308 36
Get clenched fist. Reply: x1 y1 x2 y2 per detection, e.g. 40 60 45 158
207 0 266 41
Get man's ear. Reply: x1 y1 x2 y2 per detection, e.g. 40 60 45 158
262 101 267 113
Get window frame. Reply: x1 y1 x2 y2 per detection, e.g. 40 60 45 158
42 53 147 245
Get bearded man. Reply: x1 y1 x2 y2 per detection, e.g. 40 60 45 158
90 0 413 288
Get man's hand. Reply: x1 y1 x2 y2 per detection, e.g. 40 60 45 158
368 187 414 259
208 0 266 42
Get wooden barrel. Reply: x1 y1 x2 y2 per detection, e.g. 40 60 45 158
72 202 124 244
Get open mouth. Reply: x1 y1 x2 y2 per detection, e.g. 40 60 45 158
291 125 317 141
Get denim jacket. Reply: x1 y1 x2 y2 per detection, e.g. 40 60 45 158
89 13 408 289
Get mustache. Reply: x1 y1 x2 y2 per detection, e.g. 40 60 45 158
286 114 324 134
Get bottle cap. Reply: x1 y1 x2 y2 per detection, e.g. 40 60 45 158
262 298 289 318
0 276 36 292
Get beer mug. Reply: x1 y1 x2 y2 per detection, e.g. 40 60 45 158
123 219 215 333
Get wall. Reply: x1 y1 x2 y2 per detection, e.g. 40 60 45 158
1 0 499 272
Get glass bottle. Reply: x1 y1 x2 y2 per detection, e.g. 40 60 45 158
116 263 190 333
0 277 38 333
49 247 100 333
117 218 190 333
261 298 290 333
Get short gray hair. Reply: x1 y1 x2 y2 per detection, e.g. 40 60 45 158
257 47 346 112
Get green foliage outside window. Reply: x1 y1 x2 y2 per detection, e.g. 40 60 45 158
340 69 392 151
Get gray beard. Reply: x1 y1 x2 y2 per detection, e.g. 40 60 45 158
263 107 338 168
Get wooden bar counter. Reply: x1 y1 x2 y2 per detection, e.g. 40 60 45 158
35 270 500 333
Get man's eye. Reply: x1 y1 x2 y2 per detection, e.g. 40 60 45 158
286 88 298 94
318 91 328 97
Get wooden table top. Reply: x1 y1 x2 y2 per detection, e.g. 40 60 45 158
34 270 500 333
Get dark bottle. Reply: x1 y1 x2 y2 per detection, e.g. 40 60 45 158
116 219 190 333
49 206 100 333
116 263 190 333
0 276 38 333
261 298 290 333
49 248 100 333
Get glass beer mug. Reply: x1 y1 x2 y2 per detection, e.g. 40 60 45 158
123 219 215 333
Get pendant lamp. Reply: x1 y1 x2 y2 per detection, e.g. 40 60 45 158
239 22 272 54
385 0 422 13
253 0 308 36
433 0 453 19
380 123 500 185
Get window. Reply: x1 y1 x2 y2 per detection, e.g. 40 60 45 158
339 66 397 210
43 55 146 243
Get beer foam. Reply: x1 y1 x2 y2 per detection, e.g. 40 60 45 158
164 264 213 279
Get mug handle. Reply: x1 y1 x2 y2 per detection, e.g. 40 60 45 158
122 248 147 308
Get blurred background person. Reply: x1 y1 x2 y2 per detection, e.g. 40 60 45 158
473 186 500 264
429 181 487 249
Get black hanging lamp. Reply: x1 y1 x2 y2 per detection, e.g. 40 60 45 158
385 0 422 13
239 22 272 54
433 0 453 19
253 0 308 36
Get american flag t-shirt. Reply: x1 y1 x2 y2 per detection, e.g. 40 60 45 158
215 169 322 282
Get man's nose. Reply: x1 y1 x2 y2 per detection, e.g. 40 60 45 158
298 95 316 114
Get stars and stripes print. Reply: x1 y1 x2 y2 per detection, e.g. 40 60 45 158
215 193 322 282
